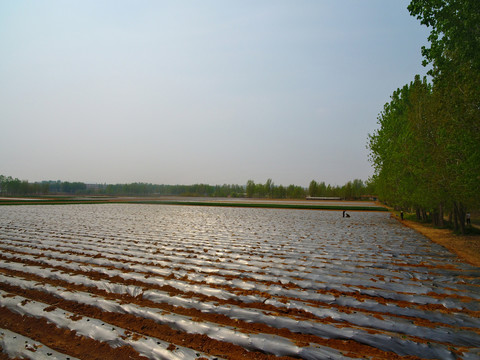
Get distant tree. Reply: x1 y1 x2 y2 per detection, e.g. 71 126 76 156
0 175 7 195
317 181 327 197
264 179 274 198
273 184 287 199
308 180 318 197
286 184 306 199
254 183 265 198
342 181 353 200
246 180 255 198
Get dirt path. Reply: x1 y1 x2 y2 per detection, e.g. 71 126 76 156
398 217 480 267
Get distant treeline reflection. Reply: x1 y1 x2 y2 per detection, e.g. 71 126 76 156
0 175 373 200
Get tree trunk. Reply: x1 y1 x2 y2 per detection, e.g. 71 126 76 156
422 209 428 222
453 201 466 234
458 202 466 234
438 203 444 227
416 208 421 220
453 203 459 232
432 209 439 226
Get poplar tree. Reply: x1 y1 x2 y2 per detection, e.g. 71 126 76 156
369 0 479 232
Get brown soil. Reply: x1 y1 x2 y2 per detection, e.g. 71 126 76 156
399 218 480 267
0 265 425 360
0 307 149 360
0 351 22 360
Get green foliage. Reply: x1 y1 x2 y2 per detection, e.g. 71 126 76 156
243 178 371 200
103 182 245 197
246 180 255 198
309 180 318 197
244 179 306 199
368 0 480 233
368 76 434 209
1 174 372 201
308 179 369 199
408 0 480 74
0 175 49 196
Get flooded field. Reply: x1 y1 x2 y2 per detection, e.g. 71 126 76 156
0 204 479 359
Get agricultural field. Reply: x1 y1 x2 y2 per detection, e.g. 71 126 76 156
0 204 479 360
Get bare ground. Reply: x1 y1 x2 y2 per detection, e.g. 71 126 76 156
397 216 480 267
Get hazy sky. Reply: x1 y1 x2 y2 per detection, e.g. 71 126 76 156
0 1 430 187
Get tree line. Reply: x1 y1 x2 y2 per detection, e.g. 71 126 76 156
0 177 244 197
0 177 87 196
103 183 245 197
246 179 372 199
368 0 479 233
0 175 49 196
0 175 373 200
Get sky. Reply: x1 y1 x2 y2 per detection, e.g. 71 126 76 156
0 0 431 187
